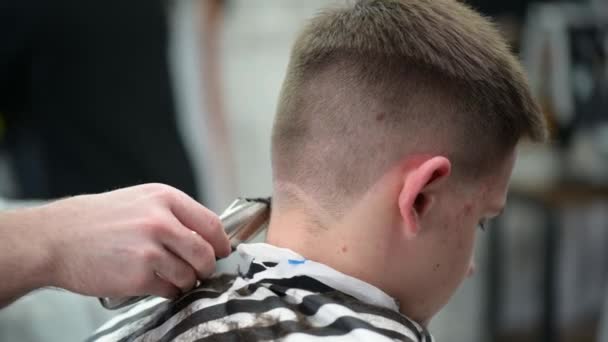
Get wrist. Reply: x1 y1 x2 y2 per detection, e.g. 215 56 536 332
6 205 59 289
31 203 64 288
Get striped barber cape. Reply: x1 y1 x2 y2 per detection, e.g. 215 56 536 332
89 243 434 342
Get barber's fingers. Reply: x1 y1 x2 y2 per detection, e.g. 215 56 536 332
154 249 197 293
163 217 217 279
146 275 181 299
168 190 231 258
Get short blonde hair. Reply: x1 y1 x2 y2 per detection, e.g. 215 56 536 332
272 0 547 212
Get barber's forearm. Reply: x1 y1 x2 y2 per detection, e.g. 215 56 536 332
0 206 55 308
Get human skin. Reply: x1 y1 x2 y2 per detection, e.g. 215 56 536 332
0 183 231 308
267 150 516 325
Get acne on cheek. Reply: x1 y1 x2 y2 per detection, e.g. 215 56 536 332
463 203 473 215
462 202 478 232
457 238 464 250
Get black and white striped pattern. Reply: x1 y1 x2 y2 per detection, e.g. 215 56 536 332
89 244 434 342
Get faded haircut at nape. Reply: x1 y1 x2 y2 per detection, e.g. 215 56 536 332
271 0 547 215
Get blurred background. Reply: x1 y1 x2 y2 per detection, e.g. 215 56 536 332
0 0 606 341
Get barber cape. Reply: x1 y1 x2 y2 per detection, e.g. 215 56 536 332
88 243 434 342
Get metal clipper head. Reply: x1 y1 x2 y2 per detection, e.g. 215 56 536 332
222 197 271 250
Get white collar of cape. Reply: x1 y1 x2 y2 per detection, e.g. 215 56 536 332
235 243 401 313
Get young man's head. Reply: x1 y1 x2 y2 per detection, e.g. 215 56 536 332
267 0 546 324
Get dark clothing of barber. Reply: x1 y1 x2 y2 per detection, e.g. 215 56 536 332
0 0 198 199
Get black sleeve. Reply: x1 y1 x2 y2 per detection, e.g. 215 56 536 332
1 0 199 200
0 0 41 116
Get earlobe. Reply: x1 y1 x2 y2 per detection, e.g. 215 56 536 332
397 156 451 239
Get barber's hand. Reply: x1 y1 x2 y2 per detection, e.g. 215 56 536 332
39 183 231 299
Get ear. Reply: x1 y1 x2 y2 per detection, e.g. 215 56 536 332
398 156 451 239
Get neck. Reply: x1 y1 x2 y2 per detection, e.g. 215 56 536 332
265 180 402 303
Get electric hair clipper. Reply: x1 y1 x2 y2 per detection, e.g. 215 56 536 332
99 197 271 310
